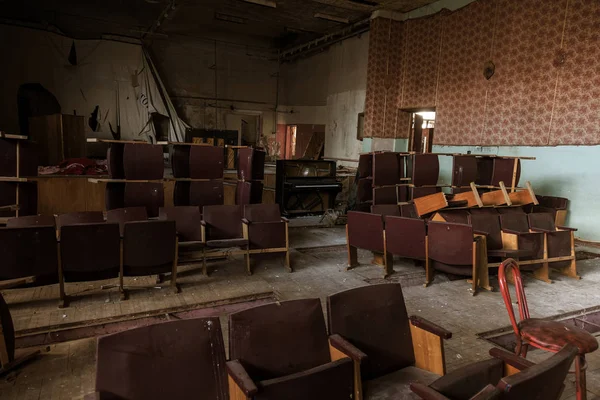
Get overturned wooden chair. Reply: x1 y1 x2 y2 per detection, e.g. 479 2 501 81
90 317 227 400
0 292 42 376
327 284 452 400
227 299 355 399
242 204 290 272
427 221 490 294
346 211 390 276
411 344 577 400
202 205 250 276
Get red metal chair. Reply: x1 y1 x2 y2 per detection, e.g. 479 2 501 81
498 259 598 400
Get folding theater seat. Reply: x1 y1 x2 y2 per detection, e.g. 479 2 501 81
426 221 490 294
242 204 290 272
346 211 390 276
327 284 452 399
202 205 250 275
91 317 228 400
227 299 355 400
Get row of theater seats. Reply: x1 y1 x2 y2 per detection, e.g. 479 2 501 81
61 283 576 400
0 204 290 307
347 204 577 295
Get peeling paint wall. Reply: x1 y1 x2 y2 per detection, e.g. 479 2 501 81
279 33 369 166
150 37 279 140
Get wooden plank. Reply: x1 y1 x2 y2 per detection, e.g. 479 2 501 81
555 210 568 227
0 177 28 182
452 190 479 208
413 192 448 216
0 132 28 140
510 158 519 192
480 189 509 207
228 376 250 400
410 323 446 375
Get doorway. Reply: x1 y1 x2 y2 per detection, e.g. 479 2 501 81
281 124 326 160
407 110 435 153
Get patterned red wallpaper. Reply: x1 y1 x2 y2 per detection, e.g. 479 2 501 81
364 0 600 145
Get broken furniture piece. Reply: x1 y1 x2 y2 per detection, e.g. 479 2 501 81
242 204 291 272
227 298 355 399
411 344 577 400
327 284 452 400
498 259 598 400
91 317 227 399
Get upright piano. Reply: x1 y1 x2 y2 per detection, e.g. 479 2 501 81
275 160 342 217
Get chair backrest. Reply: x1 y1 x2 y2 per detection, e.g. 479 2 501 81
60 223 121 280
452 155 478 187
527 213 556 231
358 153 372 178
123 221 176 276
244 204 281 222
357 178 373 203
171 146 190 178
373 152 403 186
427 222 474 265
410 186 441 200
158 206 202 242
372 186 398 205
56 211 104 229
0 226 58 280
346 211 384 253
400 203 419 219
327 284 414 380
437 210 470 224
409 154 439 186
491 158 520 188
96 317 228 399
124 183 164 218
384 216 426 260
536 195 568 210
371 204 401 217
469 208 499 216
496 206 525 215
0 292 15 367
498 259 530 339
203 205 243 240
498 344 577 400
469 214 503 250
189 145 224 179
189 181 224 207
229 299 331 381
6 215 56 228
123 143 164 180
499 213 530 233
107 143 125 179
106 207 148 235
236 181 263 205
238 147 265 181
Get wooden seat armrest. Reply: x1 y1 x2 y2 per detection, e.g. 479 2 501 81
200 220 207 226
501 228 528 235
242 218 251 225
473 229 489 236
329 334 368 362
489 347 535 372
410 316 452 339
0 276 36 290
226 359 258 396
529 227 552 233
409 383 452 400
471 385 501 400
557 225 577 232
281 216 289 223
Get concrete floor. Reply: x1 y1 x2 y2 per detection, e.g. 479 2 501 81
1 225 600 399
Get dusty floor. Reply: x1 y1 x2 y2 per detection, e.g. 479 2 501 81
1 225 600 399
